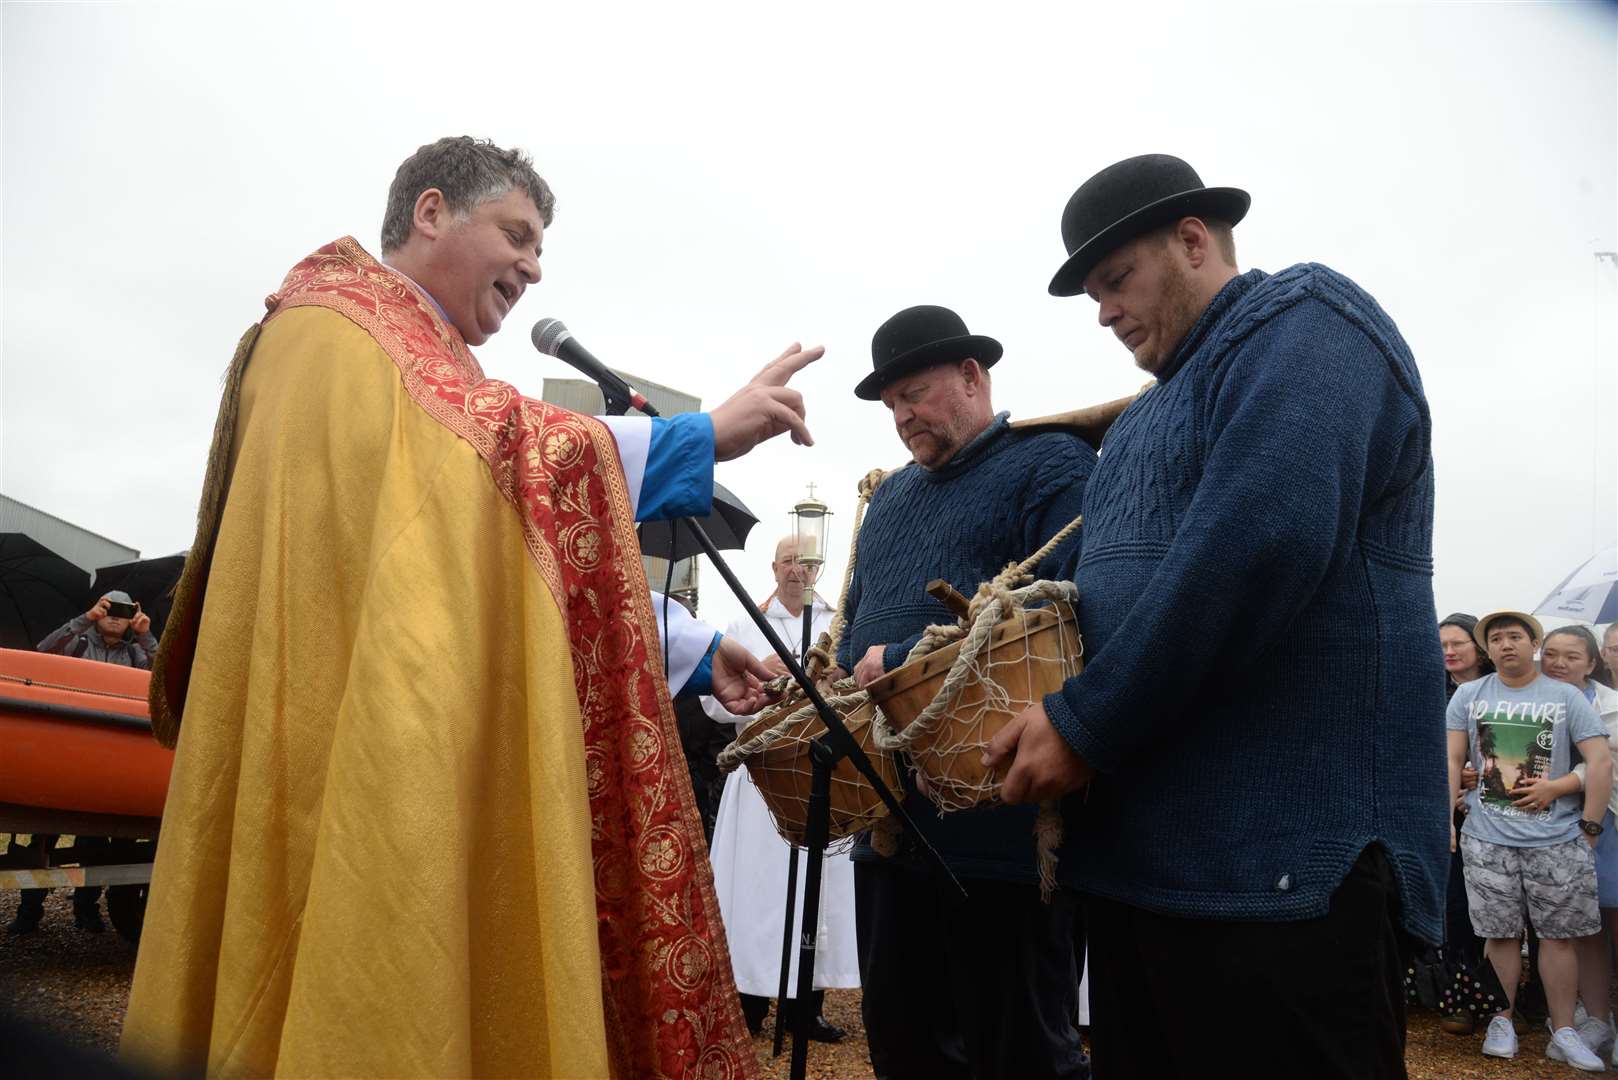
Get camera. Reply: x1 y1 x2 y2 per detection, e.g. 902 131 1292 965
106 600 138 619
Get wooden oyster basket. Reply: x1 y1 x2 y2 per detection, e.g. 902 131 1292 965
864 579 1084 812
735 687 901 847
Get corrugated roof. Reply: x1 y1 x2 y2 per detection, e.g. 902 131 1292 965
0 494 140 572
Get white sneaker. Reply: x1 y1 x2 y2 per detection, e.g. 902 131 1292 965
1549 1025 1607 1072
1482 1014 1518 1059
1578 1015 1615 1057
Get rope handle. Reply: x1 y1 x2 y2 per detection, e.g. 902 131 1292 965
716 679 872 772
865 506 1085 751
877 509 1082 672
821 467 889 661
871 578 1078 751
717 497 1083 767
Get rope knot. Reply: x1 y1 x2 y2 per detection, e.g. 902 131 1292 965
875 576 1080 756
717 684 872 770
966 579 1019 626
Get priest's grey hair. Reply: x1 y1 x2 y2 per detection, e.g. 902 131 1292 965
381 136 555 254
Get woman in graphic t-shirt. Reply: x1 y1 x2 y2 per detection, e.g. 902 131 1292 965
1547 626 1618 1060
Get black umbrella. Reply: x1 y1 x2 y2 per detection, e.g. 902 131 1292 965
92 551 187 640
638 482 758 561
0 533 92 651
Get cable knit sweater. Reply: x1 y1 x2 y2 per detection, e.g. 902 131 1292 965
838 414 1095 881
1046 265 1448 943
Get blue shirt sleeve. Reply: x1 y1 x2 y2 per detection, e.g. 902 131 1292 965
681 632 721 697
882 635 924 673
637 414 715 522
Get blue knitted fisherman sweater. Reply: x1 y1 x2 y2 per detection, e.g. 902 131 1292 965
838 414 1094 881
1047 265 1448 943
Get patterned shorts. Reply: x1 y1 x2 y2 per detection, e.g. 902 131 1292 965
1460 833 1600 940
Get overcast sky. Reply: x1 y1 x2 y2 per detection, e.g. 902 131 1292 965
3 1 1614 643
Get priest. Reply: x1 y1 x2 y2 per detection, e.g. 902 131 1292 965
120 136 821 1079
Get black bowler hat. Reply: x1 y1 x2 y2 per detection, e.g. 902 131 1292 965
1047 154 1250 297
856 305 1002 401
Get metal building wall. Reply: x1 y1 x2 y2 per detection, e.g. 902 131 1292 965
539 373 700 419
538 374 703 605
0 494 139 572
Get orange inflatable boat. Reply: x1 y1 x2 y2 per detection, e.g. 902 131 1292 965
0 647 171 819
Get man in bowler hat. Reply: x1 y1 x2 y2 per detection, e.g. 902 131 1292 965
985 155 1448 1076
835 304 1094 1079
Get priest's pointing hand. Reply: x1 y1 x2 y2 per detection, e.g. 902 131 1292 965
709 342 823 460
710 634 781 716
982 701 1095 804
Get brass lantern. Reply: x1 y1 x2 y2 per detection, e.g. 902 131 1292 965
789 484 832 593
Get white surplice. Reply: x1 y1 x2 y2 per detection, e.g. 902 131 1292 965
702 595 860 996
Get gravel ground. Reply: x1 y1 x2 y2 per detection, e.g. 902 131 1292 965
2 880 1609 1078
0 887 137 1058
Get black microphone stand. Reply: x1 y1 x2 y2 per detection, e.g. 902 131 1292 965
597 384 965 1080
769 596 811 1059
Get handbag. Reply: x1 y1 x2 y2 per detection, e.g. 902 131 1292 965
1443 949 1510 1020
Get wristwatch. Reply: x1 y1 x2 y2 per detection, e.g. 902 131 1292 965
1581 819 1604 837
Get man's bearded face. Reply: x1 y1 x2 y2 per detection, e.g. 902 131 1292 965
879 362 979 471
1083 231 1206 376
431 187 544 346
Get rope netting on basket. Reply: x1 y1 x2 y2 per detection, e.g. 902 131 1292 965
869 578 1083 810
864 513 1085 898
717 469 898 850
715 470 1087 899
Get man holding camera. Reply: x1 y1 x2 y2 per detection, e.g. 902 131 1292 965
38 591 158 669
10 592 155 935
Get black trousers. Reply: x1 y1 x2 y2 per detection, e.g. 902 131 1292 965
1445 815 1482 971
16 836 103 920
1086 846 1407 1079
738 989 825 1031
855 859 1089 1080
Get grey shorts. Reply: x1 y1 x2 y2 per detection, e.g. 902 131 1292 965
1460 832 1601 940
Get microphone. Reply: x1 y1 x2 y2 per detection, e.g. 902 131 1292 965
531 318 656 416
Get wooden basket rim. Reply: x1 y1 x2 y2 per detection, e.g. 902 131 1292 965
864 603 1075 705
738 695 875 744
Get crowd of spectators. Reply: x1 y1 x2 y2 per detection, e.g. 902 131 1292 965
1433 611 1618 1071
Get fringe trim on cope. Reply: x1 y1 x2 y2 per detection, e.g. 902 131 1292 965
149 321 263 747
